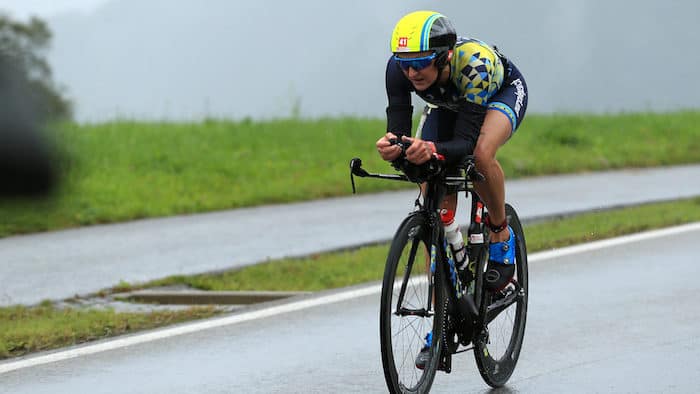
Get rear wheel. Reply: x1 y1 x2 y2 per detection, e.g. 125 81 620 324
474 203 528 387
380 213 446 393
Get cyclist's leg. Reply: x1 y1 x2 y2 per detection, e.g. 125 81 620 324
476 62 528 290
475 61 528 243
421 105 461 260
419 105 459 226
473 113 517 292
472 111 511 242
426 106 464 263
415 106 460 370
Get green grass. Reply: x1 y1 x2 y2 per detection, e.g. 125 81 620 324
1 197 699 359
497 112 700 175
142 197 700 292
1 111 699 237
0 303 217 359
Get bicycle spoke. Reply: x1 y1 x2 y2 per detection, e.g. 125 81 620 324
391 316 424 339
393 316 425 386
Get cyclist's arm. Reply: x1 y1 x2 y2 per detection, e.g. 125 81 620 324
434 102 485 164
431 38 499 163
385 56 414 137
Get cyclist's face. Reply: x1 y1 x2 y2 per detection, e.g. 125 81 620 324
396 51 438 91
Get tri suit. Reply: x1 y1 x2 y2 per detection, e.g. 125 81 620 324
385 37 529 166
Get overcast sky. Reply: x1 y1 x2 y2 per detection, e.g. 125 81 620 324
0 0 110 19
2 1 700 123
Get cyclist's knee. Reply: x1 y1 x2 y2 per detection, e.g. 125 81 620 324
473 143 497 169
475 112 512 167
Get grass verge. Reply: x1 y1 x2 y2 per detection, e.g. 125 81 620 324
1 111 699 237
144 197 700 291
0 304 217 359
2 198 699 360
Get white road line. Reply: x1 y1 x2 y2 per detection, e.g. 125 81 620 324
528 222 700 262
0 284 382 375
2 222 699 374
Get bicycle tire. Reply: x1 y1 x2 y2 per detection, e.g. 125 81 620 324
380 213 446 393
473 203 529 388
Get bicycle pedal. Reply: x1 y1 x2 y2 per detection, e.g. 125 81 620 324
503 280 517 292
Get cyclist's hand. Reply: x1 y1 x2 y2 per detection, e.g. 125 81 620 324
376 132 402 162
403 136 436 165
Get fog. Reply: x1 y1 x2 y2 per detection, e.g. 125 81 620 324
44 0 700 122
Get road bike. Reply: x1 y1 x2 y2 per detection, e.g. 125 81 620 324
350 147 528 393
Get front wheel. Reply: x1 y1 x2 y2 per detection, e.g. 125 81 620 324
380 213 446 393
474 203 529 387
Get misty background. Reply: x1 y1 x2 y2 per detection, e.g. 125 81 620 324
7 0 700 123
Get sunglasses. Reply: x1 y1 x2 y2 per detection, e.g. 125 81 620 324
393 52 437 71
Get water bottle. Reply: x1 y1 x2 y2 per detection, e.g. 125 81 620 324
445 222 466 267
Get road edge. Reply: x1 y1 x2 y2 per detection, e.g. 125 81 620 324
2 222 699 374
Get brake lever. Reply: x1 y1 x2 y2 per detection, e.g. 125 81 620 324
349 157 369 194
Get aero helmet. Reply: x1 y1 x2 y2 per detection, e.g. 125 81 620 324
390 11 456 66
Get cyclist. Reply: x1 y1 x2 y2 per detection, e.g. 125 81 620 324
375 10 528 368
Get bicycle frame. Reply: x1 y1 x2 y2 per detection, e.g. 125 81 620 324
422 173 481 320
362 155 529 389
411 172 520 330
350 157 485 319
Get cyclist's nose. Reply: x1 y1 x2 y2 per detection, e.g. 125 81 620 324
407 67 421 77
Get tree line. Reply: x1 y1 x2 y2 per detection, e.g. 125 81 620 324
0 13 71 121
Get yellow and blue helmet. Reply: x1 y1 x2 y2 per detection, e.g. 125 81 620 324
390 11 456 57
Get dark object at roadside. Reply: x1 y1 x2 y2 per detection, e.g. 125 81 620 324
0 55 56 197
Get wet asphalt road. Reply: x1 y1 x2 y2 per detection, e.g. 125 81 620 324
1 225 699 393
1 164 700 306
